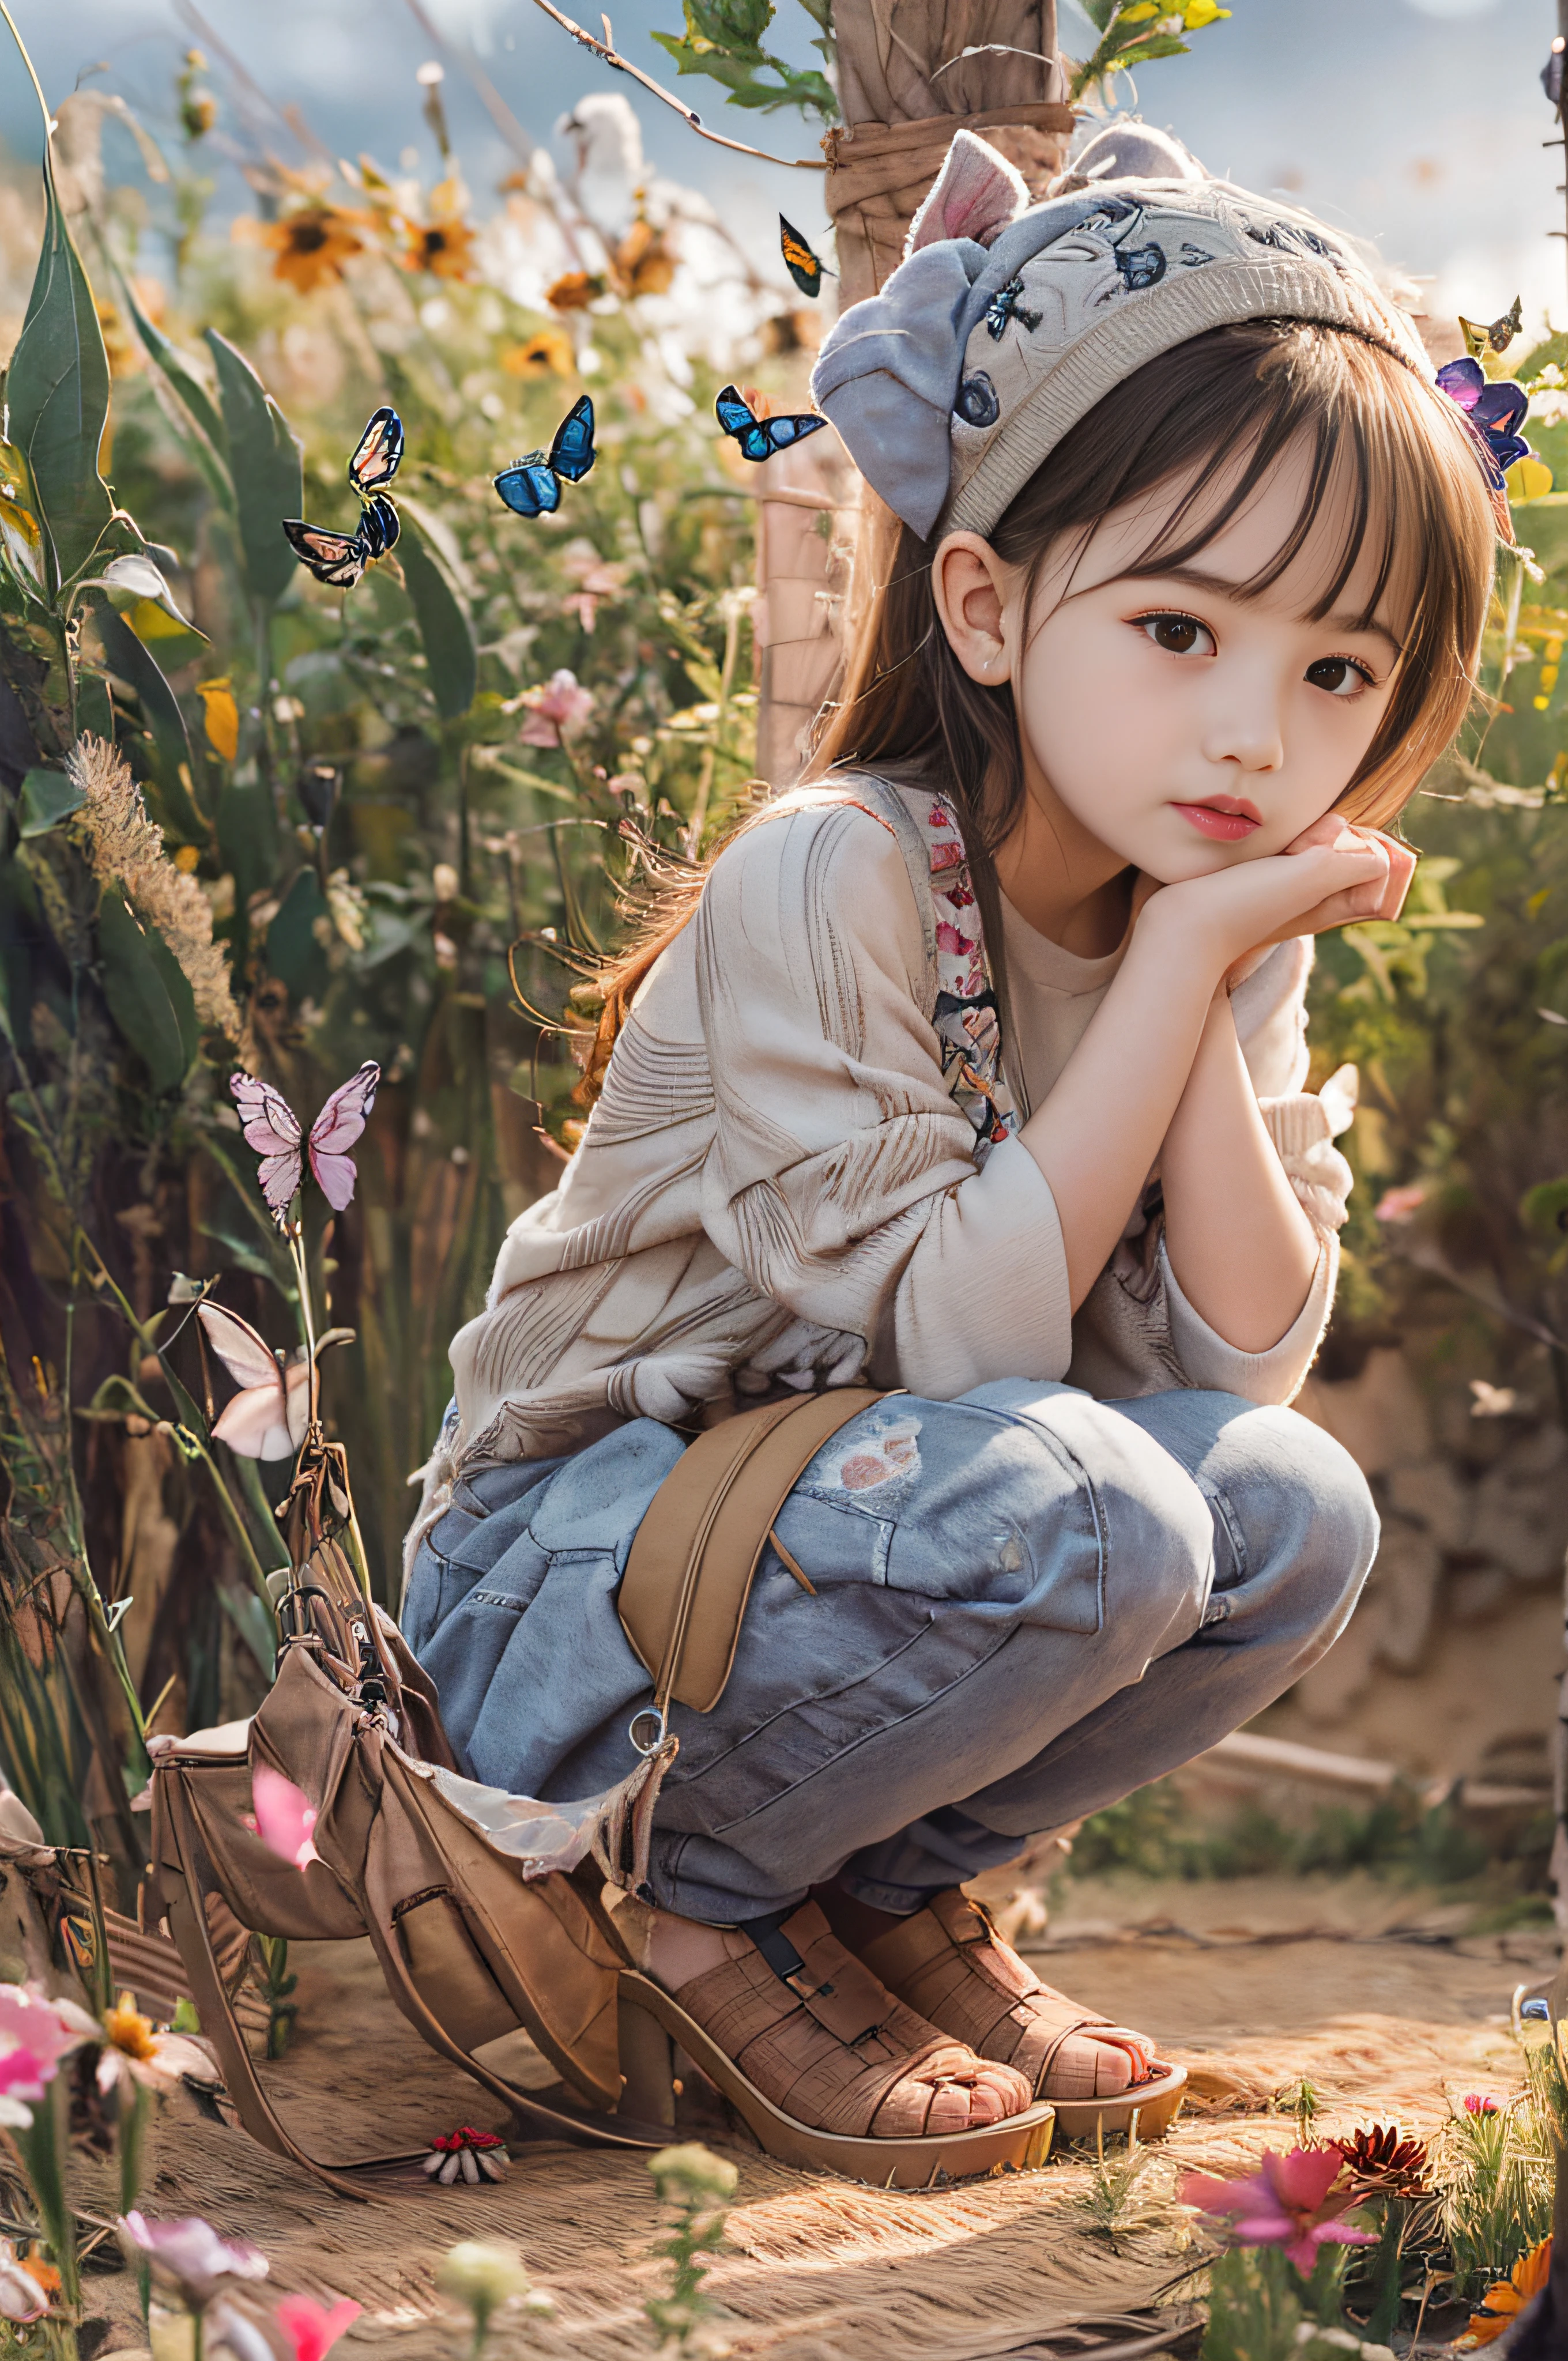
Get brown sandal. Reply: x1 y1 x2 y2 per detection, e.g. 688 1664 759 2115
613 1902 1054 2186
858 1890 1186 2142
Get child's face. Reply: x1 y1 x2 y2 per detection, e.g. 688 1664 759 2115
935 438 1408 885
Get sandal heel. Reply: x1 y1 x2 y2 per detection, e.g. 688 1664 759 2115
618 1982 677 2128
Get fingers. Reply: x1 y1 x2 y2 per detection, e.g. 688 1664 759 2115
1366 829 1416 921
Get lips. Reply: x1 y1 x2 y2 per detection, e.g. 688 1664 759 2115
1172 796 1262 842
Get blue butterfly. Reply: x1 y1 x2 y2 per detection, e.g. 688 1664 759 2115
494 395 597 517
714 383 827 462
284 405 405 590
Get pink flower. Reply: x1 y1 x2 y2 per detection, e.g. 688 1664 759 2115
120 2212 269 2307
1181 2147 1376 2276
1464 2094 1501 2115
0 2045 51 2106
934 920 976 959
519 667 594 746
276 2294 362 2361
249 1765 321 1869
0 1983 97 2081
1374 1182 1428 1223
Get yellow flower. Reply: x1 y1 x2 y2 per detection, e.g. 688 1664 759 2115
1508 454 1554 502
258 204 368 295
103 1993 159 2064
502 328 574 379
197 677 240 763
1182 0 1230 22
1458 2239 1552 2348
610 218 676 299
405 216 476 280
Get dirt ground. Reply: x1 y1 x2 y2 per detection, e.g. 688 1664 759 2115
81 1870 1552 2361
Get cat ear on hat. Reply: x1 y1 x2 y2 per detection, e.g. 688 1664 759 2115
904 129 1030 259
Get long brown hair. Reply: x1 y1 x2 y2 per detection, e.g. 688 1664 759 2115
583 317 1498 1099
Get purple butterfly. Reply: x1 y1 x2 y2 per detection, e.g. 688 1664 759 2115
1435 356 1532 488
230 1061 380 1229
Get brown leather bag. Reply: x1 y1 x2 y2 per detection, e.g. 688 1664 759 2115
148 1451 672 2197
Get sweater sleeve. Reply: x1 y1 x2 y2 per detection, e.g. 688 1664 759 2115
693 800 1074 1395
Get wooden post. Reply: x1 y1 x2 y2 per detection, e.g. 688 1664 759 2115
755 0 1075 786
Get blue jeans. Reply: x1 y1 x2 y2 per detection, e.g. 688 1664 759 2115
403 1382 1377 1924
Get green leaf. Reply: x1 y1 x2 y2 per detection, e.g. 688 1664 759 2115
265 867 331 1001
216 776 280 909
205 330 304 610
97 888 198 1094
17 764 84 837
1522 1178 1568 1235
5 112 112 591
96 606 194 783
1513 493 1568 579
112 270 233 508
398 514 477 720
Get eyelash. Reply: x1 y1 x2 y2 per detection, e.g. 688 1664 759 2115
1129 613 1378 697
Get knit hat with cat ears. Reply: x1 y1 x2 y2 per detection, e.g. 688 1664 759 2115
809 120 1433 544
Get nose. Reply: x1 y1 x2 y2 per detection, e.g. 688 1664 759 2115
1200 673 1286 774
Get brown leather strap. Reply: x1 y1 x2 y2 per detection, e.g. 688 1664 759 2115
619 1388 895 1714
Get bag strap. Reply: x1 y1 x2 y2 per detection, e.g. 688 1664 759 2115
617 1386 895 1738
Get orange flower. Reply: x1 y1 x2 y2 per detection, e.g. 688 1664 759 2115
502 328 574 379
405 216 475 280
610 218 676 299
1458 2239 1552 2347
20 2254 60 2298
546 270 605 313
260 204 367 294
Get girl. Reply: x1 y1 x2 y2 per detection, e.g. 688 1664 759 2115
404 123 1499 2177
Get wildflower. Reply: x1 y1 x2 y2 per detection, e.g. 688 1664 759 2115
1339 2124 1428 2197
0 2043 48 2125
519 669 594 747
1374 1182 1427 1223
1181 2147 1376 2276
69 736 242 1039
0 2241 50 2324
119 2212 269 2309
275 2293 362 2361
502 328 574 378
258 203 368 295
0 1982 98 2080
437 2242 552 2352
1463 2094 1501 2115
248 1765 321 1870
95 1993 219 2099
1457 2236 1551 2347
405 182 476 280
649 2143 740 2204
197 678 240 763
610 218 676 299
546 270 606 313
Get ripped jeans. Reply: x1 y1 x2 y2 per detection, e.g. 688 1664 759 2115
402 1381 1378 1924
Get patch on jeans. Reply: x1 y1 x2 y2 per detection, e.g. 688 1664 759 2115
805 1414 922 1496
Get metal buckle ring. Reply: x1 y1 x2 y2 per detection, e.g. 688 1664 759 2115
627 1705 668 1759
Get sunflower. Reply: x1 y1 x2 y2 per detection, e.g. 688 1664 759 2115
1458 2239 1552 2348
260 203 368 294
405 216 476 280
502 328 575 379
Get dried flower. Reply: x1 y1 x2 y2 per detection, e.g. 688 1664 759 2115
546 270 605 313
1339 2124 1429 2197
1457 2236 1551 2347
275 2293 363 2361
649 2143 739 2205
69 736 242 1039
609 218 676 299
1181 2148 1375 2276
120 2212 269 2310
258 203 368 294
0 2241 50 2324
422 2126 510 2184
519 669 594 747
502 329 574 378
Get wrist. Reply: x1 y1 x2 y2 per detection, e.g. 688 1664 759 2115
1132 881 1234 989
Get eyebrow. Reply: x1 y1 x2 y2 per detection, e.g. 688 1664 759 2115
1112 564 1405 657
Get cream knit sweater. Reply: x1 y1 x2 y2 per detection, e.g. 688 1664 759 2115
409 779 1354 1569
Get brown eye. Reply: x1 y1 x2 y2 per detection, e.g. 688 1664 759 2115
1306 656 1372 697
1139 613 1213 656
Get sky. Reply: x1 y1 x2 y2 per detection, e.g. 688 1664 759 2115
1 0 1564 343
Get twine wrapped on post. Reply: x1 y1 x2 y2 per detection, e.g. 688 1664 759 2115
755 1 1075 782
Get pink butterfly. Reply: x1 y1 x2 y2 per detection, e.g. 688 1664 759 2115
198 1300 310 1460
247 1763 320 1869
229 1061 380 1229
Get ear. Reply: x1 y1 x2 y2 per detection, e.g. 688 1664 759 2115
931 532 1018 685
905 130 1030 258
